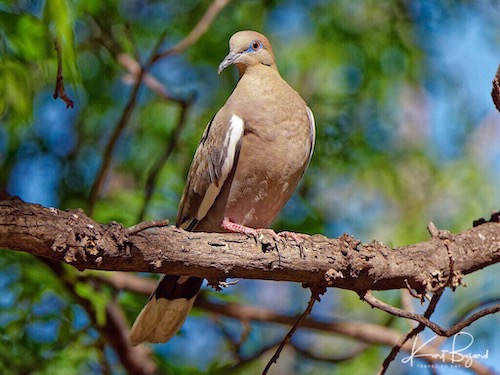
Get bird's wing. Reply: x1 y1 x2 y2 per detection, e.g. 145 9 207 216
176 109 244 231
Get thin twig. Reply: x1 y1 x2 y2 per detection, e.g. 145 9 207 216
261 286 326 375
360 290 500 337
404 278 427 302
53 39 74 109
451 296 500 326
119 53 186 103
152 0 232 62
377 289 444 375
127 219 170 235
206 279 239 291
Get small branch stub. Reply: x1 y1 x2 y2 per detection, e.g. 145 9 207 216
53 39 74 109
492 64 500 113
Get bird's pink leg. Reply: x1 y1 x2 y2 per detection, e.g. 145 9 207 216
221 218 307 244
221 217 258 237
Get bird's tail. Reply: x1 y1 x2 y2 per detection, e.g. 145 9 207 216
129 275 203 345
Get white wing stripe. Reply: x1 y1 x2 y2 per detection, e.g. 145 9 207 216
196 114 244 221
305 106 315 169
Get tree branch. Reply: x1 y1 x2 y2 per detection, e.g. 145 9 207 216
1 198 500 294
361 290 500 337
377 289 444 375
152 0 233 62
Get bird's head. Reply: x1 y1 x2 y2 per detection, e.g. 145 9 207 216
218 30 277 76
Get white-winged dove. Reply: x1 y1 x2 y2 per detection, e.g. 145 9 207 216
129 30 315 345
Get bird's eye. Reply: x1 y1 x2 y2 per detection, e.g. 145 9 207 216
248 40 262 52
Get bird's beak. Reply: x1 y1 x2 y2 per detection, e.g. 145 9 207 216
218 51 240 75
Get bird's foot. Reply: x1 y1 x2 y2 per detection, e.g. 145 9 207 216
276 231 308 258
221 218 279 246
275 231 308 244
221 218 307 251
221 217 258 237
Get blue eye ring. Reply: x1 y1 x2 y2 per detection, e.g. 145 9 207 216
246 40 263 52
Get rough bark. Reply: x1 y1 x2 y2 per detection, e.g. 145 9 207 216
1 197 500 294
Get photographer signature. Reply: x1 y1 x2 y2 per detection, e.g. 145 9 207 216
401 332 489 368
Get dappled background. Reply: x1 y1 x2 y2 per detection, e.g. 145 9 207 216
1 0 500 374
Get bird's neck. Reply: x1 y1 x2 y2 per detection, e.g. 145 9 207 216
238 62 279 78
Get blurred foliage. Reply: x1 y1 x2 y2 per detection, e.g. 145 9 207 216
1 0 500 374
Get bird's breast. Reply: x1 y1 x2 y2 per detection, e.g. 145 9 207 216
223 112 311 228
